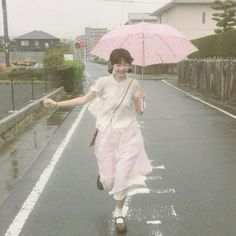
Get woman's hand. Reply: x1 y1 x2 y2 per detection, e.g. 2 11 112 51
134 88 145 100
134 88 145 115
43 97 57 108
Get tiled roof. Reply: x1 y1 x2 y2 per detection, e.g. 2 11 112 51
14 31 59 40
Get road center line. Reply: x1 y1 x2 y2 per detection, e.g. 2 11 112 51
4 104 89 236
162 80 236 120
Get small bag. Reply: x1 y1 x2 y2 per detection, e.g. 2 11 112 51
89 129 99 147
89 79 134 147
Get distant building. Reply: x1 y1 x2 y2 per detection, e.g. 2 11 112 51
125 13 157 25
74 35 87 60
151 0 216 39
85 27 108 60
14 30 60 52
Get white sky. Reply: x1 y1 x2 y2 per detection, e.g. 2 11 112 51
1 0 170 39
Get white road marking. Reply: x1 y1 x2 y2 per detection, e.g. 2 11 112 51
128 187 150 196
146 175 162 180
153 165 165 170
152 230 163 236
121 162 177 235
4 104 89 236
147 220 162 225
127 187 176 197
171 205 177 217
162 80 236 120
155 188 176 194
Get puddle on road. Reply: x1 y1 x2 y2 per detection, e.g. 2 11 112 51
0 106 73 205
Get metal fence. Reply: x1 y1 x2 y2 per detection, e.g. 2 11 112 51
0 77 56 120
177 59 236 103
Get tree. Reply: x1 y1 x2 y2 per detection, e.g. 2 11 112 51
56 41 73 54
211 0 236 33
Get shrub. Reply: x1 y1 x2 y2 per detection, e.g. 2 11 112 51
57 60 84 93
43 47 65 87
190 29 236 58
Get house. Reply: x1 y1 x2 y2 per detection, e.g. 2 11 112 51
14 30 60 52
151 0 216 39
125 13 157 25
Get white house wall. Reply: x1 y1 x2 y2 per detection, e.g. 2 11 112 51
156 4 217 40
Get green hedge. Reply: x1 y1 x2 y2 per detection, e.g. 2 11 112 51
7 68 44 80
57 60 84 93
190 29 236 58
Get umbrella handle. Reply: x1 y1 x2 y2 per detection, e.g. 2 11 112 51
140 97 145 113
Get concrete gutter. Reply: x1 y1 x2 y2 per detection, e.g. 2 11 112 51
0 87 64 147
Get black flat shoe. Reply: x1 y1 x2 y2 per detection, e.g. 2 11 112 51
114 216 127 234
97 175 104 190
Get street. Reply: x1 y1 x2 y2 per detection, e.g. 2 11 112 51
0 62 236 236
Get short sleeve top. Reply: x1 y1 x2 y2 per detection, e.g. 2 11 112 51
88 75 141 131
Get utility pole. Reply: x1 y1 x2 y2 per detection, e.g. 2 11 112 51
2 0 10 67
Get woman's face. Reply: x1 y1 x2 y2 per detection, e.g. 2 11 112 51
112 59 129 77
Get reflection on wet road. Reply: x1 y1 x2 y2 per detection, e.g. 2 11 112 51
0 107 72 205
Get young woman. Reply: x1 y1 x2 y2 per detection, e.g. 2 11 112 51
43 48 152 233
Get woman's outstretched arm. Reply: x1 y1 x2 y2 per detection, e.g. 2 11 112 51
43 90 96 108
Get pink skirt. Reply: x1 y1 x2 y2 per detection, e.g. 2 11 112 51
94 122 152 195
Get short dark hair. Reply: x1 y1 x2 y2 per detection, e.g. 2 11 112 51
109 48 134 65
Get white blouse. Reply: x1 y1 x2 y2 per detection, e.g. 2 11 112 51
88 75 141 131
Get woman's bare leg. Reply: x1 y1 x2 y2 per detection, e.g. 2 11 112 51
115 198 126 210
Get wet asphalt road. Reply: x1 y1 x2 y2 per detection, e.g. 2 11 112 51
0 62 236 236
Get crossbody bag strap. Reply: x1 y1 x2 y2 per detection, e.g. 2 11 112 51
112 79 134 115
90 79 133 147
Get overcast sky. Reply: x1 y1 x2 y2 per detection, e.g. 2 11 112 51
0 0 170 39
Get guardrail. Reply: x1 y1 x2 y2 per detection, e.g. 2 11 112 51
0 87 64 148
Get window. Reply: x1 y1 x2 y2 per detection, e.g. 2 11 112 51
45 42 49 48
21 40 29 46
35 40 39 46
202 12 206 24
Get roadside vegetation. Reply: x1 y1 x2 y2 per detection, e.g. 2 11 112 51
0 41 84 93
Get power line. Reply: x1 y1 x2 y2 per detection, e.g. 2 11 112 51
99 0 169 4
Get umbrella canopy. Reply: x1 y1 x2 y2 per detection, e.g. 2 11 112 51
91 22 198 66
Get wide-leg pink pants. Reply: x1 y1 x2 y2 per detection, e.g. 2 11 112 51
94 122 152 199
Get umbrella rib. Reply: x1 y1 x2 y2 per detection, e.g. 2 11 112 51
155 52 164 64
152 33 178 60
118 34 132 48
119 33 178 64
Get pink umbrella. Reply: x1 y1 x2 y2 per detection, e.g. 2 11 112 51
91 22 198 67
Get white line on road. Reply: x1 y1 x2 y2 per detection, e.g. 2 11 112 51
146 175 162 180
153 165 165 170
127 187 176 197
171 205 177 217
147 220 162 225
162 80 236 120
4 104 89 236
